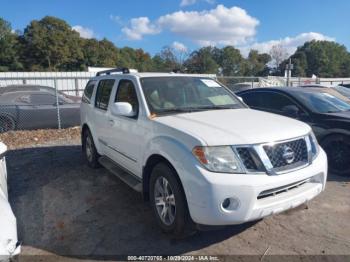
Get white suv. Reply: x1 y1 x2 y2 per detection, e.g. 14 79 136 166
80 68 328 235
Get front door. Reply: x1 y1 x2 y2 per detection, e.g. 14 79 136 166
105 79 143 177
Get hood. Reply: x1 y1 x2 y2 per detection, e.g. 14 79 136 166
324 111 350 119
155 108 311 146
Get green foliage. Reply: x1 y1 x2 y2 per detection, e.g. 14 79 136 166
280 40 350 77
1 16 350 78
184 47 219 74
0 18 23 71
21 16 84 71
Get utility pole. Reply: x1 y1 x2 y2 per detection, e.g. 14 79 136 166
285 58 294 87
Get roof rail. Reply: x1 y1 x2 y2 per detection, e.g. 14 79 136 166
96 68 138 76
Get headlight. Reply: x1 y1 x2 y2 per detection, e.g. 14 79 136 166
192 146 245 173
309 131 319 159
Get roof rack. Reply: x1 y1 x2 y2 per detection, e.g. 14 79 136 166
96 68 138 76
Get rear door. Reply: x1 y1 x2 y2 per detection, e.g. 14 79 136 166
92 79 116 155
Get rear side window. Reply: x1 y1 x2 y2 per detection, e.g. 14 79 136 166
82 80 96 104
95 79 115 110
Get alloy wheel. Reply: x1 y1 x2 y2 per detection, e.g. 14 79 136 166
154 176 176 226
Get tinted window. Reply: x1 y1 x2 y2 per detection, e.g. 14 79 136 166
115 80 139 117
82 80 96 104
241 91 296 112
259 92 296 111
30 94 56 105
95 79 115 110
240 92 262 107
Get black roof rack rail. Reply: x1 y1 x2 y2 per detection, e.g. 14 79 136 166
96 68 137 76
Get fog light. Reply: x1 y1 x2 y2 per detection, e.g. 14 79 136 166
221 197 240 211
222 198 230 209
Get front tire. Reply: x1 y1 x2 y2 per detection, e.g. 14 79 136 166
0 116 15 133
82 129 101 168
321 134 350 176
149 162 194 236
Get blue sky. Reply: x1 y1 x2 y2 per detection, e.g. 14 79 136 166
1 0 349 56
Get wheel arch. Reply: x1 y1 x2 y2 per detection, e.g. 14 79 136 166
81 122 102 154
319 131 350 146
142 154 186 203
0 113 17 132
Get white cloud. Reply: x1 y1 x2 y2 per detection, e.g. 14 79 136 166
240 32 335 56
72 25 95 39
180 0 215 7
122 17 160 40
172 41 188 52
122 5 259 45
110 15 123 25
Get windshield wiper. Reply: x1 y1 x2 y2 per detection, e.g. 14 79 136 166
155 105 237 116
194 105 237 110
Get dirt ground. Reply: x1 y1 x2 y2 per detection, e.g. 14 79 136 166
2 129 350 261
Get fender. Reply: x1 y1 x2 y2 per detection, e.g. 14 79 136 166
142 135 208 205
81 121 102 154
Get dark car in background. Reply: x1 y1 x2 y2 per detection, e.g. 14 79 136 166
237 87 350 176
0 85 81 132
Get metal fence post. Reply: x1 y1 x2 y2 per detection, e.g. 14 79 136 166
54 79 62 129
75 78 79 97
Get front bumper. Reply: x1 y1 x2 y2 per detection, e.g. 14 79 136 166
183 148 327 226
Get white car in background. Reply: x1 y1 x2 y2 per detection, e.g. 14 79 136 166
0 142 20 260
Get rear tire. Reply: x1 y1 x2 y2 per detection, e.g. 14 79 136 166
321 134 350 176
82 129 101 169
0 116 15 133
149 162 195 236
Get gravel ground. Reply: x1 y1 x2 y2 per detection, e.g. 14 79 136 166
2 130 350 261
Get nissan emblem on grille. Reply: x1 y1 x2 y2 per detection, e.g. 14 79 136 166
282 146 295 164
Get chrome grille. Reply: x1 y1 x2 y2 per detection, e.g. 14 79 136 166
234 136 311 175
263 138 308 172
236 148 257 170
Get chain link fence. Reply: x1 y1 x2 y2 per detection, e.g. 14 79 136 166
0 72 94 133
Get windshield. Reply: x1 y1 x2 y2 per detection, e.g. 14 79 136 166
140 77 245 115
294 91 350 113
333 86 350 98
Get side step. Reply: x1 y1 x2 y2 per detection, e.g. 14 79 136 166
99 156 142 192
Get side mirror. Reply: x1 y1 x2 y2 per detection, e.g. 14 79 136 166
237 96 244 103
111 102 135 117
282 105 300 118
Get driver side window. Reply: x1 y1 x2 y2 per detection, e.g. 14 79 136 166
115 80 139 118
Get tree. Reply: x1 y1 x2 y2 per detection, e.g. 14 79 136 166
0 18 22 71
21 16 83 71
184 47 219 74
215 46 245 76
282 40 350 77
245 50 271 76
269 44 289 73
